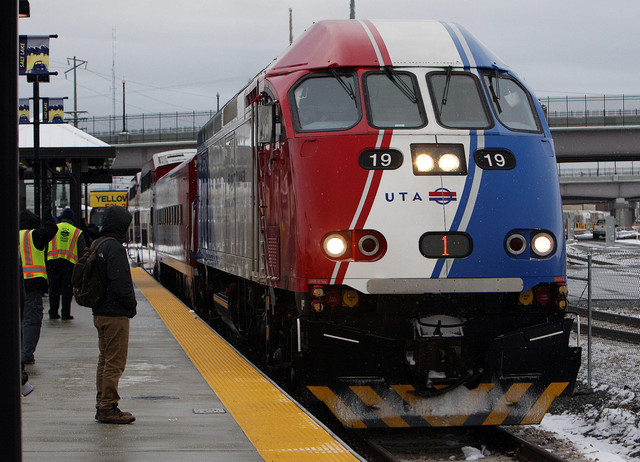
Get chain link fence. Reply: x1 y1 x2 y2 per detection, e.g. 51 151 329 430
566 242 640 392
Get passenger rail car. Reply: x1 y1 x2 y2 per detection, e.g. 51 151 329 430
127 172 141 250
153 155 198 305
128 149 196 274
188 20 580 428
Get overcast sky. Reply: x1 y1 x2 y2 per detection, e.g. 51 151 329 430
17 0 640 118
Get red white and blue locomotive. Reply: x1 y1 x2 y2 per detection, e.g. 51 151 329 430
141 20 581 428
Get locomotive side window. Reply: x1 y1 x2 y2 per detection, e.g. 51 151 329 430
427 71 492 129
482 73 542 133
290 72 361 132
363 70 426 129
257 89 285 142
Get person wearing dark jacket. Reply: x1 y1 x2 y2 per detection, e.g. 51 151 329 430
85 224 101 244
46 208 86 320
93 206 137 424
19 207 59 365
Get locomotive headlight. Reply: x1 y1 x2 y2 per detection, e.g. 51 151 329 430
358 234 380 257
415 154 434 172
411 143 467 176
322 230 386 261
438 153 460 172
531 232 554 257
323 234 348 258
506 233 527 255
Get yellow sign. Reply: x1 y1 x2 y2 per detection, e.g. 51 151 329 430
518 289 534 306
342 289 359 308
90 190 128 208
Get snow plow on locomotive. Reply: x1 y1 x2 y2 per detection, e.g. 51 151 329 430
182 20 582 428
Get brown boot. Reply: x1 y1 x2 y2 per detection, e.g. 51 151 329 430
97 404 135 424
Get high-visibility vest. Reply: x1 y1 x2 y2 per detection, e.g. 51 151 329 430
19 229 48 280
47 222 82 264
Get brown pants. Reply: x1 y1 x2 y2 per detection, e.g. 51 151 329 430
94 315 130 409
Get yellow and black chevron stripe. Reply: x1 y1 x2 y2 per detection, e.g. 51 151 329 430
308 381 569 428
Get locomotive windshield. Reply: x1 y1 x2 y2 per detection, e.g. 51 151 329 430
427 71 492 129
363 70 426 128
291 73 361 132
289 68 541 134
482 72 541 132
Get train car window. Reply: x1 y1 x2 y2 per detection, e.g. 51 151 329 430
363 70 426 129
482 72 542 133
290 72 361 132
427 71 493 129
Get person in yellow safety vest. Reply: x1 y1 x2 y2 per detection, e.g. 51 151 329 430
47 208 86 320
19 207 58 366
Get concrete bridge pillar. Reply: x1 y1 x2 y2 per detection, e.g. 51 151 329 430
613 198 634 228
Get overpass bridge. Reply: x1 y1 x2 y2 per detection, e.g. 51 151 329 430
559 169 640 202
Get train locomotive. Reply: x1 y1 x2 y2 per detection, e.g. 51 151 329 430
147 20 581 428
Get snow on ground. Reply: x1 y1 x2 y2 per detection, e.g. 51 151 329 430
541 412 633 462
542 382 640 461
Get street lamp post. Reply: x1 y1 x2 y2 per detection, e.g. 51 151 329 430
33 79 41 218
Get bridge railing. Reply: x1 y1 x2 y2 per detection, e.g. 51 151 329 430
77 95 640 142
79 111 216 144
543 94 640 127
558 166 640 177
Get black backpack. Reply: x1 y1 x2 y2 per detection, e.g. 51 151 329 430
71 237 116 308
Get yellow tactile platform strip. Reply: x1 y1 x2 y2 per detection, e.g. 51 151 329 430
131 268 360 461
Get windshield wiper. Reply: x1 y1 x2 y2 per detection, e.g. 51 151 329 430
440 66 453 111
384 66 418 104
487 69 502 114
329 68 356 104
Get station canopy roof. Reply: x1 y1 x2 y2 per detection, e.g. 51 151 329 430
19 123 115 168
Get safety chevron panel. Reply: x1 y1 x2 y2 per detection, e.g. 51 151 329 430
308 380 569 428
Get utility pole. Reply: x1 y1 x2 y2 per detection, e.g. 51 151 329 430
350 0 355 19
122 78 127 133
65 56 87 127
112 27 116 131
289 8 293 45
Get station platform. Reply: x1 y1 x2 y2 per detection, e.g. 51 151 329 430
22 268 361 461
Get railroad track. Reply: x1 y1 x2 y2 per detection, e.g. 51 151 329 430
571 306 640 343
343 426 581 461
